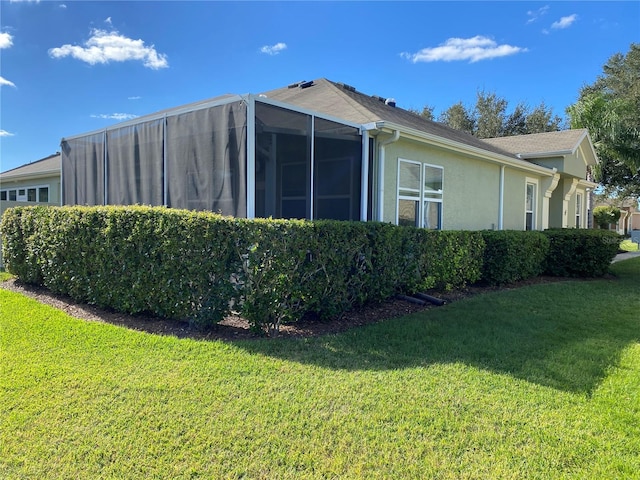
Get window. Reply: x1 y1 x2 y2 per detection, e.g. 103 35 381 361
39 187 49 203
576 193 583 228
397 159 443 229
525 182 536 230
1 185 49 202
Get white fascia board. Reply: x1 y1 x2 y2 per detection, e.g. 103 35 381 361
61 94 245 142
371 121 557 177
577 178 599 190
252 95 363 130
516 150 573 159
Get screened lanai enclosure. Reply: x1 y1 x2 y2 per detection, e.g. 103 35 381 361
61 95 369 221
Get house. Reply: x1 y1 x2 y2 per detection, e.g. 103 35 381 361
592 196 640 235
0 152 61 218
0 152 61 267
55 79 597 231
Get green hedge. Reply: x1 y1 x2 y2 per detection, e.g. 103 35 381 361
480 231 550 285
1 206 484 334
1 206 241 325
543 229 620 277
4 206 618 334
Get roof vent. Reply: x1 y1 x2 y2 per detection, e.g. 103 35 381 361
385 98 396 107
288 81 304 89
371 95 385 103
337 82 356 92
299 80 314 89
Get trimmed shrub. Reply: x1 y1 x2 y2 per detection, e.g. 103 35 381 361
0 205 485 334
2 206 241 325
404 229 485 292
480 230 550 285
543 229 620 277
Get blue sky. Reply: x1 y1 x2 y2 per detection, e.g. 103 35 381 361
1 1 638 172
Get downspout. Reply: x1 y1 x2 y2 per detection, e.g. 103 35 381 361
498 165 505 230
360 130 370 221
377 129 400 222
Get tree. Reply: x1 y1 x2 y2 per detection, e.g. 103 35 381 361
407 105 435 121
474 90 507 138
526 101 564 133
503 102 529 136
436 92 564 138
438 102 475 135
567 44 640 198
593 205 621 229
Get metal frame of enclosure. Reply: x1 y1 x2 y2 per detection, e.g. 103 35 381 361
61 94 370 221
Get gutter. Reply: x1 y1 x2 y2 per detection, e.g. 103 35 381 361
373 121 557 177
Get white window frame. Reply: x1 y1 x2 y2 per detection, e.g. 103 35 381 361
1 184 50 203
575 192 583 228
525 178 538 231
396 158 443 229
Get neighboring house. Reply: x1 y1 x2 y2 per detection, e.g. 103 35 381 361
1 153 61 217
593 196 640 235
55 78 597 231
0 152 61 266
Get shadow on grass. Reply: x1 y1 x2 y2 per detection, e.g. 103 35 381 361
238 260 640 395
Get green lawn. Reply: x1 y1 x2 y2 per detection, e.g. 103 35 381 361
1 259 639 479
620 238 639 252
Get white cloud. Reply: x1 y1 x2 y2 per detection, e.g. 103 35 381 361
49 28 168 69
401 36 527 64
551 14 578 30
105 17 112 25
9 0 40 3
260 42 287 55
0 76 16 88
91 113 138 121
0 130 15 137
128 96 141 100
59 4 67 8
0 32 13 49
526 5 549 24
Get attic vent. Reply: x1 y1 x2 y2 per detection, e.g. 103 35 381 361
385 98 396 107
371 95 386 103
288 81 304 89
337 82 356 92
299 80 314 89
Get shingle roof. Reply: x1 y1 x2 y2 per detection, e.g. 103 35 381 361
261 78 516 158
1 153 61 179
481 129 589 156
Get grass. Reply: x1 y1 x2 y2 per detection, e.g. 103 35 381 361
1 258 639 479
620 238 639 252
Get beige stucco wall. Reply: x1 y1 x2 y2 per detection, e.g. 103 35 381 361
380 138 551 231
530 152 588 182
546 178 589 229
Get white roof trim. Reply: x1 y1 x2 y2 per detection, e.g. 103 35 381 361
367 121 557 177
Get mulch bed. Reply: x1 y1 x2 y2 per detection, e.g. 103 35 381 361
0 275 583 341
